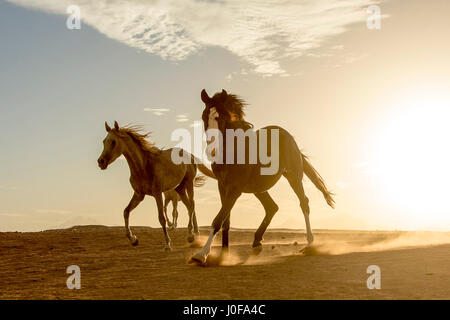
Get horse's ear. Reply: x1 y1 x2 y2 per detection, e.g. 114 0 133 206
105 121 111 132
114 121 119 130
201 89 211 104
221 89 228 100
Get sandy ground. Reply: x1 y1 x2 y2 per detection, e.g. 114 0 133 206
1 226 450 300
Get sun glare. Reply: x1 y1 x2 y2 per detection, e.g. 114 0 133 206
370 91 450 227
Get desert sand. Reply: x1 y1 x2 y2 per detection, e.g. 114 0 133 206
1 226 450 299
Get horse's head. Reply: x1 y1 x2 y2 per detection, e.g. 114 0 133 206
201 89 245 131
98 121 125 170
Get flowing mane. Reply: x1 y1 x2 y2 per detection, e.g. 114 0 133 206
212 92 254 129
116 125 160 153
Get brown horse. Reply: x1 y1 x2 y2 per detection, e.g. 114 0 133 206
97 121 214 251
163 190 181 230
191 89 335 263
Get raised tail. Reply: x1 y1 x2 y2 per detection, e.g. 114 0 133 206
301 152 335 208
194 175 207 187
197 163 216 179
193 163 216 187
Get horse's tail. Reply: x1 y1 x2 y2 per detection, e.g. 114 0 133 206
197 163 216 179
301 152 335 208
194 175 207 187
193 163 216 187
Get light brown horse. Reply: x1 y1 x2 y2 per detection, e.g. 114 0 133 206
97 121 214 251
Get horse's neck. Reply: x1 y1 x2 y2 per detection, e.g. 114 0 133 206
122 140 151 178
222 119 252 131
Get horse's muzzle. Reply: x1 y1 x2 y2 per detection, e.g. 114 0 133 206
98 157 108 170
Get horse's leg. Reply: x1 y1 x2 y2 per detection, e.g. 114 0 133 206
192 208 199 236
218 183 230 256
164 197 173 228
252 191 279 251
186 181 200 236
221 215 230 257
175 187 196 243
155 193 172 251
172 199 179 229
191 189 241 264
285 173 313 244
124 192 145 246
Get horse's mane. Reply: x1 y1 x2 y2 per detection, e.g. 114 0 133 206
115 125 160 154
213 93 254 129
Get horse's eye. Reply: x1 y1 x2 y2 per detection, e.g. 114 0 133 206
111 140 116 147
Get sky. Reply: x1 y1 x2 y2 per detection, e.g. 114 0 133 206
1 0 450 232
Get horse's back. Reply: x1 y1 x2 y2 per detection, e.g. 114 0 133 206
162 147 198 179
153 148 196 191
211 125 299 193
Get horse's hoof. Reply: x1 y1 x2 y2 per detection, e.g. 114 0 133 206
130 237 139 246
164 246 172 252
190 252 207 264
252 244 263 255
307 235 314 245
220 249 230 260
187 235 195 243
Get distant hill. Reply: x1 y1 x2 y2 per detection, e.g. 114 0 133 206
49 216 102 230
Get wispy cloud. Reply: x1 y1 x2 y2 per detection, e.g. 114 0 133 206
331 44 345 51
226 68 249 81
176 114 189 122
189 121 202 128
143 108 170 116
8 0 378 75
